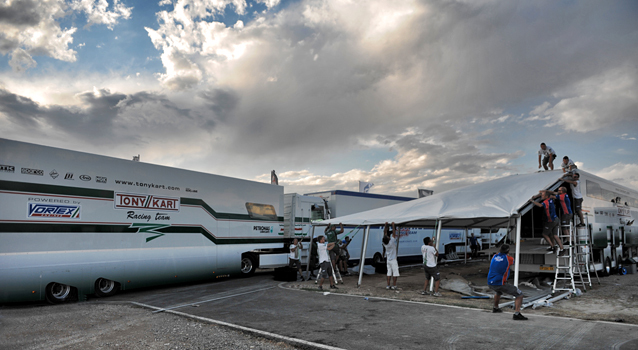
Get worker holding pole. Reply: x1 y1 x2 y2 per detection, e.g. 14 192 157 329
488 245 528 320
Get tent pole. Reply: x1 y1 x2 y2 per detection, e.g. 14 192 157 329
305 225 317 276
357 225 371 288
430 220 442 292
464 227 468 264
513 216 522 287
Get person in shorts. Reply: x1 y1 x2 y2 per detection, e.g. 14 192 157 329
324 223 344 272
316 235 337 290
289 238 305 281
421 236 441 296
563 173 585 226
546 187 574 255
382 222 400 289
487 245 527 320
538 143 557 171
531 190 565 255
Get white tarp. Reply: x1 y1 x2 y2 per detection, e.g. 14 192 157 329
316 170 567 228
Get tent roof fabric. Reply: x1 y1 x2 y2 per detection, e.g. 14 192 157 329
316 170 569 228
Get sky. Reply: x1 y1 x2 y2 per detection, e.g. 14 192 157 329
0 0 637 198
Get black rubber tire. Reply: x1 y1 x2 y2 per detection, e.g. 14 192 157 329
45 282 72 304
94 278 119 297
372 253 384 267
240 254 257 276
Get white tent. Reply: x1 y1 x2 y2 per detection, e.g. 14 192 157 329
313 170 568 288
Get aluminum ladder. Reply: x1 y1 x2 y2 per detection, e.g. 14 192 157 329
552 221 586 294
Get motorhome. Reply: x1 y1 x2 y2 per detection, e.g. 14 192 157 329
0 138 296 303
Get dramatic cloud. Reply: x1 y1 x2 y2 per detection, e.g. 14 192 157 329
0 0 132 71
596 163 638 190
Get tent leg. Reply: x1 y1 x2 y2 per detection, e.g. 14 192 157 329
464 228 468 264
305 226 317 277
514 216 522 287
430 220 442 292
357 225 371 288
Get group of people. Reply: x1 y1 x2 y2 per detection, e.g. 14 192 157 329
538 142 578 175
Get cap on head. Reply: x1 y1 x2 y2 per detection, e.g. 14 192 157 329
500 245 510 254
563 156 569 160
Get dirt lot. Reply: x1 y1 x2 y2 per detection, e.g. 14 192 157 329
285 259 638 324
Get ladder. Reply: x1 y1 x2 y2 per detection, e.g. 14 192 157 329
552 221 587 294
575 215 600 286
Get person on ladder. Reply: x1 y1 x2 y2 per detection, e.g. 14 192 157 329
545 187 573 256
530 190 565 255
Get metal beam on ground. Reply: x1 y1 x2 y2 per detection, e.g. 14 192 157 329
514 215 522 287
430 220 442 292
357 225 371 287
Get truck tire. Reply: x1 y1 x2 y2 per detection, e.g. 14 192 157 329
94 278 119 297
372 253 384 267
45 282 72 304
241 254 257 276
602 257 612 277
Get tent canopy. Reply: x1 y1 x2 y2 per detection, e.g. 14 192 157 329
315 170 566 228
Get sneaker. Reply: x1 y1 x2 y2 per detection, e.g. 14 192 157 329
318 286 323 290
330 285 338 289
432 292 441 297
390 286 397 290
513 313 528 320
420 290 428 295
492 308 503 313
546 246 555 252
576 223 585 227
559 249 568 256
386 286 391 290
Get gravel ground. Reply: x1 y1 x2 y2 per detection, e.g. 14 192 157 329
286 259 638 324
0 302 299 350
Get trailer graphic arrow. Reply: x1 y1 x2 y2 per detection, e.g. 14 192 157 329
129 223 171 242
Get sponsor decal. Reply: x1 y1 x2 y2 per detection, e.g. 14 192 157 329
618 206 631 217
185 188 198 193
449 232 462 240
21 167 44 176
253 225 273 234
0 165 15 173
28 203 81 219
129 223 171 242
115 192 180 211
49 170 59 179
28 197 76 204
64 173 74 180
126 211 171 222
96 176 107 183
79 174 91 181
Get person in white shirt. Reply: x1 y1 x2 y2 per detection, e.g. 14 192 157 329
382 222 408 290
561 156 577 174
316 235 337 290
289 238 305 281
421 237 441 296
538 143 557 171
562 173 585 226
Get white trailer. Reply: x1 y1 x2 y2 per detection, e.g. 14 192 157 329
515 171 638 275
0 138 293 303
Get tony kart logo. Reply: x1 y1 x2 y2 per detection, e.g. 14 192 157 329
115 192 180 211
28 203 81 219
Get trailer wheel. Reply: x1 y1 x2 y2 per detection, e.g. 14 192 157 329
94 278 119 297
372 253 384 267
241 254 257 276
45 282 72 304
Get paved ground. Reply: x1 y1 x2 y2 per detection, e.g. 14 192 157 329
98 272 638 350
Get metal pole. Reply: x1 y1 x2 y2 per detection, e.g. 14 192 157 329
513 215 522 287
357 225 371 287
464 227 468 264
430 220 443 292
305 225 317 276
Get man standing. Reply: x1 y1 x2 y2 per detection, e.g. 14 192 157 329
468 232 479 259
316 235 337 290
421 237 441 296
561 156 577 174
289 238 305 281
488 245 527 320
563 173 585 227
538 143 557 171
324 223 344 272
382 222 400 290
531 190 565 255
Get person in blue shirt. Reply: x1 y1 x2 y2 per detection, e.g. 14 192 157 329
488 245 528 320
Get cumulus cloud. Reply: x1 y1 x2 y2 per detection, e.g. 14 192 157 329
595 163 638 190
0 0 132 71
